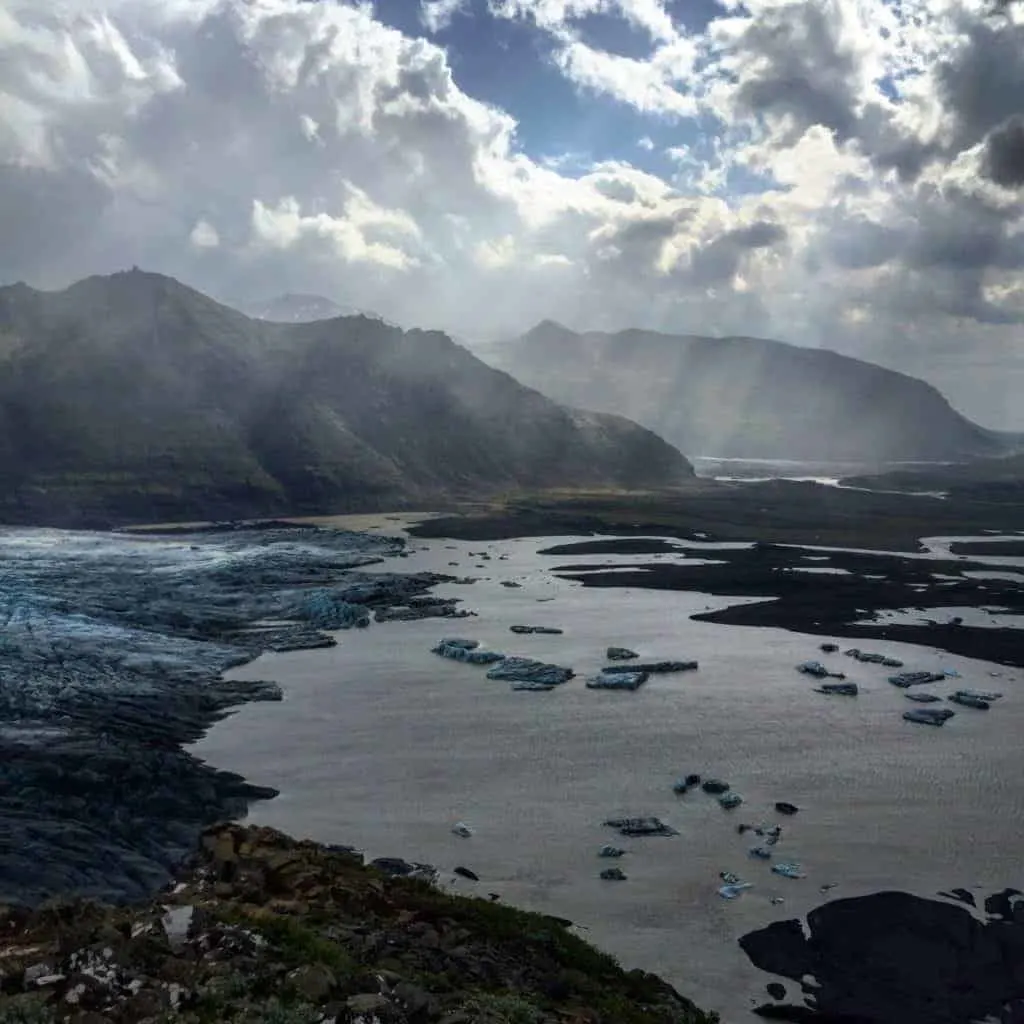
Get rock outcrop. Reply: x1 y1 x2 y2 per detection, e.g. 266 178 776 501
0 823 717 1024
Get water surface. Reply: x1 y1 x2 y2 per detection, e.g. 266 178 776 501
193 532 1024 1022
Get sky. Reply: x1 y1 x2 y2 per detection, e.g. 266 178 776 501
1 0 1023 428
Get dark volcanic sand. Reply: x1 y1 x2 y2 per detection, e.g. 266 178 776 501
949 539 1024 558
546 541 1024 668
740 889 1024 1023
407 480 1024 551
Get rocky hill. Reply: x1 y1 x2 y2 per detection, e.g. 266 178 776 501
0 822 717 1024
487 322 1005 463
0 273 692 527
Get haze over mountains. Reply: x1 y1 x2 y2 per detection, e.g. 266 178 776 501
488 322 1009 463
248 294 373 324
0 271 690 527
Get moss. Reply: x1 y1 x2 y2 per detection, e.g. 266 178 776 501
217 908 356 978
0 1001 56 1024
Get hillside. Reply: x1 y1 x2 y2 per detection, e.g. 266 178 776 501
0 822 716 1024
487 322 1005 463
0 273 692 527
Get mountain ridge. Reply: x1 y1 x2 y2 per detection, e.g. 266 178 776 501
0 271 692 527
486 320 1006 463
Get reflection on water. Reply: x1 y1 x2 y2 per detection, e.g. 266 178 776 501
192 531 1024 1023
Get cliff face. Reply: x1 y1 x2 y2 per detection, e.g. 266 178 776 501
490 322 1005 462
0 822 718 1024
0 273 692 527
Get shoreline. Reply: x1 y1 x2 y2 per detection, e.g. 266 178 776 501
405 481 1024 552
5 511 1023 1021
0 522 466 906
544 540 1024 668
194 528 1024 1023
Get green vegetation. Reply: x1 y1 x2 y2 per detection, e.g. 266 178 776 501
0 823 718 1023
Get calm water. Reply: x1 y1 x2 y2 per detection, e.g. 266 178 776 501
192 530 1024 1022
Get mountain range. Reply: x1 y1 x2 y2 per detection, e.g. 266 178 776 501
0 272 691 527
486 321 1008 463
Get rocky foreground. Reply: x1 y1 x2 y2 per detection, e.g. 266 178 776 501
0 823 717 1024
0 523 469 906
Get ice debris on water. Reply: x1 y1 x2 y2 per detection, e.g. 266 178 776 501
719 883 752 900
815 681 859 696
451 822 474 838
586 670 648 691
432 640 505 664
904 707 955 726
603 817 679 837
486 657 574 686
948 692 991 709
606 647 639 660
771 862 806 880
889 671 946 688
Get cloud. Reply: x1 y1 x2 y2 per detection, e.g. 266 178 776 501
983 115 1024 186
189 218 219 248
421 0 468 33
0 0 1022 426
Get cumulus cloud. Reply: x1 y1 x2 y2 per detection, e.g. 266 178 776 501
0 0 1023 426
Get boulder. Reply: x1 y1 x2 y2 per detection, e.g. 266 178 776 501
774 802 799 816
600 867 627 881
905 692 943 703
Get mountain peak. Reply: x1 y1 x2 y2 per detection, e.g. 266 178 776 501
0 273 692 527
